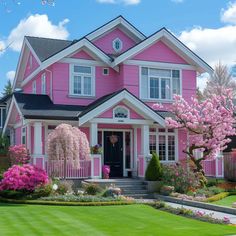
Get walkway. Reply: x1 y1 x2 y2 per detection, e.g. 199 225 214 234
136 199 236 224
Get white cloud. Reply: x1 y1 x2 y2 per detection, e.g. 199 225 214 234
221 2 236 24
96 0 140 5
178 25 236 67
6 14 69 52
6 70 15 84
197 73 209 92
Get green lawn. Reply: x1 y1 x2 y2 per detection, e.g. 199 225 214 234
0 204 235 236
213 195 236 208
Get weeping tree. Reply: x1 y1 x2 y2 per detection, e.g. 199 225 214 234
164 89 235 178
47 124 90 179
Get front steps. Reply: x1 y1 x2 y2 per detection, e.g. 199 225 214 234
84 178 152 199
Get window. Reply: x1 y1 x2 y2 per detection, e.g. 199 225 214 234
22 127 26 145
70 65 94 96
112 38 123 52
103 68 109 75
113 106 129 119
141 67 181 101
149 128 176 161
29 55 33 69
0 107 6 128
32 81 36 94
41 73 46 94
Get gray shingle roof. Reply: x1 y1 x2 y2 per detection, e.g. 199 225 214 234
26 36 73 62
14 93 86 120
155 110 176 120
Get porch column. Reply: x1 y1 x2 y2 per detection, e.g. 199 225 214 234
90 122 98 146
133 126 138 176
33 122 43 166
141 124 149 157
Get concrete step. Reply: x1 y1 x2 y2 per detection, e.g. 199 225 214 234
125 193 153 199
122 189 149 194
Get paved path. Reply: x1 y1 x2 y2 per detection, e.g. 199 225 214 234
136 199 236 224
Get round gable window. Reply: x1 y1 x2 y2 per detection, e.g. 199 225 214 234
112 38 123 53
114 106 129 119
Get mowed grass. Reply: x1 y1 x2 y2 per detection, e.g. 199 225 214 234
0 203 236 236
213 195 236 208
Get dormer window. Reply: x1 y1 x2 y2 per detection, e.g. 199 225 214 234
113 106 129 119
112 38 123 52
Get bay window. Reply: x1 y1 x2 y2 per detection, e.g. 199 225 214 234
70 65 95 96
149 128 177 161
141 67 181 101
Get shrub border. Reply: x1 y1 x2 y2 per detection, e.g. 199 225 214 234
0 197 135 206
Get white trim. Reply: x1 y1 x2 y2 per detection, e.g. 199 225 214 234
32 80 37 94
60 58 106 66
27 124 31 154
113 105 130 119
124 60 196 70
91 118 153 125
90 122 98 146
21 126 26 145
102 68 110 76
79 90 166 127
21 67 41 87
112 28 213 74
2 96 23 135
34 122 42 155
25 39 41 65
41 39 112 71
133 126 138 176
86 16 145 42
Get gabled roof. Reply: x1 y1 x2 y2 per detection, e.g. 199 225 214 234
78 88 166 126
13 92 86 120
112 27 213 74
86 15 146 43
26 36 73 62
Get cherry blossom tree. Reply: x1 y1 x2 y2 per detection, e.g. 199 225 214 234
164 89 236 175
47 124 90 179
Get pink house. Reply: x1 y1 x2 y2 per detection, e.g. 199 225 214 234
4 16 222 178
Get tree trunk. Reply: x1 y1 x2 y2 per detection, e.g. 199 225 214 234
64 158 67 180
190 156 207 186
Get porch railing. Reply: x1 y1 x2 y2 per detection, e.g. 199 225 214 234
45 159 91 179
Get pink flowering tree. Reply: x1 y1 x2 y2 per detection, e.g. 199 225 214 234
47 124 90 179
8 145 30 165
164 89 235 175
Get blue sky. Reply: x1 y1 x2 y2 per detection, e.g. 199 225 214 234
0 0 235 94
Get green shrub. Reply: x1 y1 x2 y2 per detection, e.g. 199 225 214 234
206 192 230 202
145 152 162 181
0 190 29 199
162 163 200 193
30 184 52 199
57 180 73 195
83 183 102 195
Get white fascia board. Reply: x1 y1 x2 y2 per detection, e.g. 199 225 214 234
25 38 42 65
41 39 112 71
21 67 41 87
78 90 165 126
112 30 164 67
162 31 213 74
13 40 27 89
2 96 23 135
86 16 145 42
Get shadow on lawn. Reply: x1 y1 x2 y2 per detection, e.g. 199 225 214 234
0 202 24 207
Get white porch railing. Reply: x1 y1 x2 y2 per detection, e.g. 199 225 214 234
45 159 91 179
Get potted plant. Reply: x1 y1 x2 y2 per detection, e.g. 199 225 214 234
145 152 162 193
102 165 110 179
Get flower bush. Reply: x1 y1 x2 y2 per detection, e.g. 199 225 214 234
162 163 200 193
90 144 102 154
0 164 48 192
102 165 110 179
160 185 175 196
102 185 121 197
8 145 30 165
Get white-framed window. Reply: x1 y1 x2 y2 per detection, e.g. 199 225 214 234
29 55 33 69
113 106 130 119
32 80 36 94
21 127 26 145
103 68 109 75
70 65 95 96
149 128 177 162
41 73 46 94
140 67 181 101
112 38 123 52
0 107 6 128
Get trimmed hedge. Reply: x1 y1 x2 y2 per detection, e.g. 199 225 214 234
145 152 162 181
206 192 230 202
0 197 135 206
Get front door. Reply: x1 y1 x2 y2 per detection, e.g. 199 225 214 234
104 131 123 177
